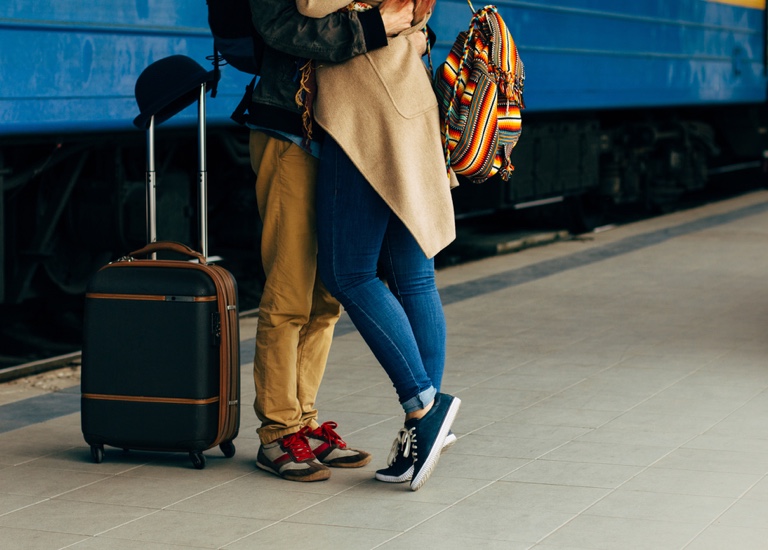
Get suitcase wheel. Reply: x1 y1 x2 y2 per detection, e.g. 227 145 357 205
189 451 206 469
220 441 236 458
90 444 104 464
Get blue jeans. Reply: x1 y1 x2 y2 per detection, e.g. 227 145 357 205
316 138 446 413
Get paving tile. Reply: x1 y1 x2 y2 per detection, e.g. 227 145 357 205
0 499 154 536
431 452 530 481
0 526 87 549
474 371 589 393
70 537 193 549
376 532 531 550
583 489 733 524
620 467 761 498
224 521 396 550
503 459 643 489
462 481 609 514
742 476 768 501
506 405 622 430
0 464 110 498
0 492 44 515
682 434 768 454
101 509 270 548
539 515 704 549
115 453 258 483
596 409 724 440
342 473 490 505
167 481 332 521
450 386 552 419
535 387 649 412
409 501 575 544
447 432 569 460
685 524 768 550
651 447 768 475
476 421 591 442
57 473 235 509
714 497 768 529
539 440 671 467
286 494 448 532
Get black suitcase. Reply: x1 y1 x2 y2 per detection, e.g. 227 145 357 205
81 58 240 469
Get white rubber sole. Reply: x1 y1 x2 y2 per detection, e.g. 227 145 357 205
410 396 461 491
375 432 458 483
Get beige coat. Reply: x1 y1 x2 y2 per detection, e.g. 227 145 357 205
313 14 458 259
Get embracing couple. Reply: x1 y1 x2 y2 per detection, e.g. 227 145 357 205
246 0 460 492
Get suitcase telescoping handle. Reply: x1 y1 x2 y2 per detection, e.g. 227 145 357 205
146 84 209 259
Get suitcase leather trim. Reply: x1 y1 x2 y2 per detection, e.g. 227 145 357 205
86 292 217 302
82 393 219 405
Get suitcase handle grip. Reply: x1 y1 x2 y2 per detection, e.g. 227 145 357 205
129 241 207 263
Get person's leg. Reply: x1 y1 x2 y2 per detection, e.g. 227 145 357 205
250 132 369 479
296 275 339 430
378 217 447 392
251 131 335 442
316 138 435 412
315 137 460 491
371 192 456 485
249 132 336 482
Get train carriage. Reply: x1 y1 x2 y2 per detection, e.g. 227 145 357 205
1 0 767 357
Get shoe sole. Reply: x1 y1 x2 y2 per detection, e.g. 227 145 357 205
323 453 373 468
375 433 458 483
410 397 461 491
256 460 331 482
375 465 412 483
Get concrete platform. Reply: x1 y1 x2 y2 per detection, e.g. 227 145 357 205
2 190 768 549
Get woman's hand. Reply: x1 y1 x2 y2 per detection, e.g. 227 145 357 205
379 0 415 37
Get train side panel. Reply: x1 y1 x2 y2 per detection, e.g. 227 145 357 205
431 0 767 112
0 0 252 135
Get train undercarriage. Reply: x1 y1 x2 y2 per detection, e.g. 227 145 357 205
1 103 766 365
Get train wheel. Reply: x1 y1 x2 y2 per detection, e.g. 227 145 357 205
566 193 608 234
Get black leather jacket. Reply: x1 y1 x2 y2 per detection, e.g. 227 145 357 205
247 0 388 137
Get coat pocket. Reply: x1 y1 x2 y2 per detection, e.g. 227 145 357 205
363 35 437 120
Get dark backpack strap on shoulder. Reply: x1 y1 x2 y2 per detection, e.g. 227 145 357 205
229 76 257 125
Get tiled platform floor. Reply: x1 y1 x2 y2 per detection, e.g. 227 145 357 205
1 190 768 549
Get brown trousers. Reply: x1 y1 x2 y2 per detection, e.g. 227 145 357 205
249 131 341 444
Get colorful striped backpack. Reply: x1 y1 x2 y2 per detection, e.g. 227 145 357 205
434 2 525 183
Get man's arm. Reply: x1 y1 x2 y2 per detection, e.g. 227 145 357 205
251 0 414 63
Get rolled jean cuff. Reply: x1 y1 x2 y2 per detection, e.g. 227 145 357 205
401 387 437 414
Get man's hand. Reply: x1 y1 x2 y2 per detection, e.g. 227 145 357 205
380 0 414 37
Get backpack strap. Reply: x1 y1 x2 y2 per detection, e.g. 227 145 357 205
441 9 485 176
230 76 257 125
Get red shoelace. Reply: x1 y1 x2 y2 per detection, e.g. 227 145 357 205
281 431 316 462
304 421 347 449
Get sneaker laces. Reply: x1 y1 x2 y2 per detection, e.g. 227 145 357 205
386 427 416 466
281 431 316 462
302 421 348 449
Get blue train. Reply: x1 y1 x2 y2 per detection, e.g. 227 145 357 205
1 0 767 312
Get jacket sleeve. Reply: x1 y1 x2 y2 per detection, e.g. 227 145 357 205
250 0 388 63
296 0 352 19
